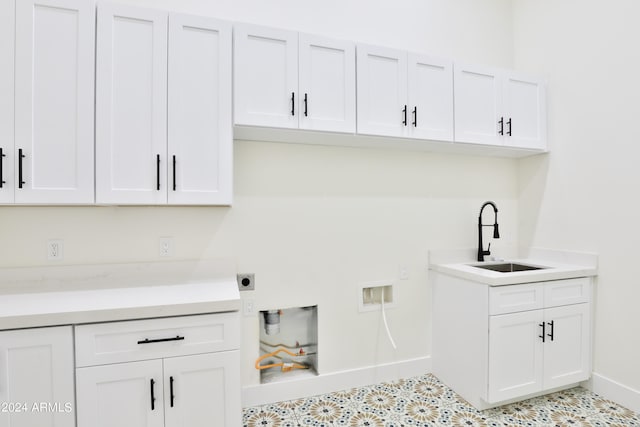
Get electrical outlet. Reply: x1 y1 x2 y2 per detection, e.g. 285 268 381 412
237 273 255 291
399 264 409 280
159 237 174 257
243 299 255 316
47 239 64 261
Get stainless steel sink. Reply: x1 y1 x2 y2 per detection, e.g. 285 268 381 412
469 263 547 273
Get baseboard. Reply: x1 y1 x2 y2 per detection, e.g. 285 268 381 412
242 356 431 407
586 372 640 413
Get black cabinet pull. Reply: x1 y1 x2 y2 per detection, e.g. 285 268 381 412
498 117 504 136
150 379 156 410
304 93 308 117
412 106 417 127
156 154 160 191
402 105 407 126
538 322 545 343
291 92 295 116
18 148 25 188
507 118 512 136
137 335 185 345
170 376 175 407
547 320 554 341
172 155 176 191
0 147 5 188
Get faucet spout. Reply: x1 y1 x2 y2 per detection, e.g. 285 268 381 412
477 201 499 262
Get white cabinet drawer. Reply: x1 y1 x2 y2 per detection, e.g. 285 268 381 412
75 312 240 367
543 278 591 308
489 283 543 315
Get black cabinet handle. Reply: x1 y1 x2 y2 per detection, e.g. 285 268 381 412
0 147 5 188
156 154 160 191
547 320 554 341
304 93 308 117
137 335 185 345
18 148 25 188
538 322 546 343
412 106 417 127
291 92 295 116
172 155 176 191
507 118 512 136
150 379 156 410
170 376 175 407
402 105 407 126
498 117 504 136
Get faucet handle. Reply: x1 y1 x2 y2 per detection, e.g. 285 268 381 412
485 242 491 256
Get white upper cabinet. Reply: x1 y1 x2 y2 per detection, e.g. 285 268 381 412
2 0 95 204
503 72 547 150
0 0 14 204
234 24 356 133
454 63 547 150
298 34 356 133
96 3 168 205
454 63 503 145
357 45 408 138
168 14 232 205
357 45 453 141
234 24 298 129
96 4 232 205
407 53 454 141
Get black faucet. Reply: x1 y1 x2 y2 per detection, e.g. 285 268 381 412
477 201 500 262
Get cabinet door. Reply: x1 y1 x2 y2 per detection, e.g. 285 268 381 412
0 326 75 427
14 0 95 204
407 53 453 141
168 14 232 205
0 0 14 203
298 34 355 133
96 3 168 204
543 304 591 390
76 360 164 427
454 63 503 145
164 351 241 427
357 45 407 138
503 72 547 150
488 310 543 403
234 24 298 129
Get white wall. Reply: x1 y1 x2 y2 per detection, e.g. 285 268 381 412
514 0 640 397
0 0 517 388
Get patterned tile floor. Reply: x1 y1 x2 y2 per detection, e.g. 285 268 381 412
242 373 640 426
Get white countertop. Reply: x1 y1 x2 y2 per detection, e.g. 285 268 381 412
429 248 598 286
0 260 241 330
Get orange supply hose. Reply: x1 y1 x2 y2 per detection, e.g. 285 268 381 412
255 347 309 372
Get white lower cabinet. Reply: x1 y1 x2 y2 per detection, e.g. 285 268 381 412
0 326 75 427
164 352 240 427
488 303 590 403
76 360 164 427
487 279 591 405
432 274 592 410
75 313 241 427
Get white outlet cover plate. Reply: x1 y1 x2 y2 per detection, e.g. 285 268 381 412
47 239 64 261
159 237 174 257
